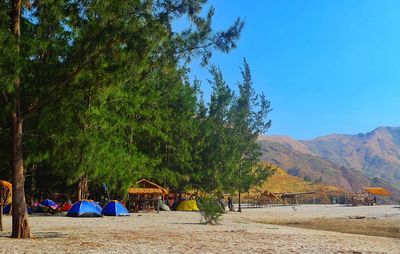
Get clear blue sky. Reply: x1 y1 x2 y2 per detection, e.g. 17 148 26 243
184 0 400 140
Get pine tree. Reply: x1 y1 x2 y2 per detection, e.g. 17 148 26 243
230 59 273 212
0 0 244 237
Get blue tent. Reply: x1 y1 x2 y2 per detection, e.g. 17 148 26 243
102 201 129 216
36 199 56 213
67 200 102 217
3 204 11 214
41 199 56 207
90 201 103 213
3 204 32 214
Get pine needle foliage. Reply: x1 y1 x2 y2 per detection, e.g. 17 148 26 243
0 0 245 198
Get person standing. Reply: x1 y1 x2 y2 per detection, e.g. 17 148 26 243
228 195 233 211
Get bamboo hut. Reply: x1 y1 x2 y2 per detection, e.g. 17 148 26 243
127 179 168 213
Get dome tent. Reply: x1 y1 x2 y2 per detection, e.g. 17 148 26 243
61 201 73 212
3 204 32 214
41 199 56 207
3 204 11 214
89 200 103 213
36 199 57 213
102 200 129 216
176 200 199 211
67 200 102 217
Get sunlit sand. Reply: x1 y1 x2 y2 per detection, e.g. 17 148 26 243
1 205 399 253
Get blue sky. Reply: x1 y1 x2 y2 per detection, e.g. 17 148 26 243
184 0 400 140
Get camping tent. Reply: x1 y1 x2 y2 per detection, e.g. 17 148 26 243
3 204 32 214
36 199 57 213
176 200 199 211
41 199 56 207
102 201 129 216
3 204 11 214
61 201 73 212
89 200 103 213
67 200 102 217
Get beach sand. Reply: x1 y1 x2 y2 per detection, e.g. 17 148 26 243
1 205 399 253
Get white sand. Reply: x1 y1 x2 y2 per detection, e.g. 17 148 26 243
0 205 399 254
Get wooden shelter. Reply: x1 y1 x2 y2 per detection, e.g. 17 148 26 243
243 189 280 208
274 191 316 205
352 187 391 206
127 179 168 213
358 187 391 206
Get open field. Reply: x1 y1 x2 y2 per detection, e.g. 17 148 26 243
1 205 399 253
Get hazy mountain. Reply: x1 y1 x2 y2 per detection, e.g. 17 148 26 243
300 127 400 190
258 127 400 202
258 140 370 191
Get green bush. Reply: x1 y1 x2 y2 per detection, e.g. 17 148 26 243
197 195 224 224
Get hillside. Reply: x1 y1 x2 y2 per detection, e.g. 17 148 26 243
258 141 370 191
248 167 346 204
258 130 400 202
300 126 400 191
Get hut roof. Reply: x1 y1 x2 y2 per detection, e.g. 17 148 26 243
128 179 168 195
363 187 391 196
261 190 279 199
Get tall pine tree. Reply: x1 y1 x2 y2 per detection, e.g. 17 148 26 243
230 59 273 212
0 0 244 237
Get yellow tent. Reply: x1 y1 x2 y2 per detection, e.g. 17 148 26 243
176 200 199 211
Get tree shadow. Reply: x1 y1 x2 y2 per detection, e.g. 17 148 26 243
0 231 67 239
34 231 68 238
169 222 205 225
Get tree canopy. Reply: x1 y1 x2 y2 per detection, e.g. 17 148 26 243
0 0 272 238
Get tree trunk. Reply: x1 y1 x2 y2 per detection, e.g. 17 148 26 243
77 176 88 201
11 114 31 238
238 190 242 213
11 0 31 239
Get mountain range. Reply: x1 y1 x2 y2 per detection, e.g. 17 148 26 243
258 126 400 202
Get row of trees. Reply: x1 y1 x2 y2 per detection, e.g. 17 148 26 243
0 0 272 238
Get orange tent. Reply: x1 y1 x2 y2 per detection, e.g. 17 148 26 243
362 187 391 196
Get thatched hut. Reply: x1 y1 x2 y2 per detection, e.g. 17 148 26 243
128 179 168 212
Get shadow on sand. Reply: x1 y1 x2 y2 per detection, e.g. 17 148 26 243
169 222 206 225
0 231 67 239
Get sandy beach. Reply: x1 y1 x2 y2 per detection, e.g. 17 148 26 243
1 205 399 254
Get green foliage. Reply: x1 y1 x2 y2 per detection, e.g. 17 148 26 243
228 59 272 195
0 1 272 206
197 195 224 224
0 0 245 199
191 60 273 196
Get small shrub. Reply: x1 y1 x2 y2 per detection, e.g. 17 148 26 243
197 195 224 225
